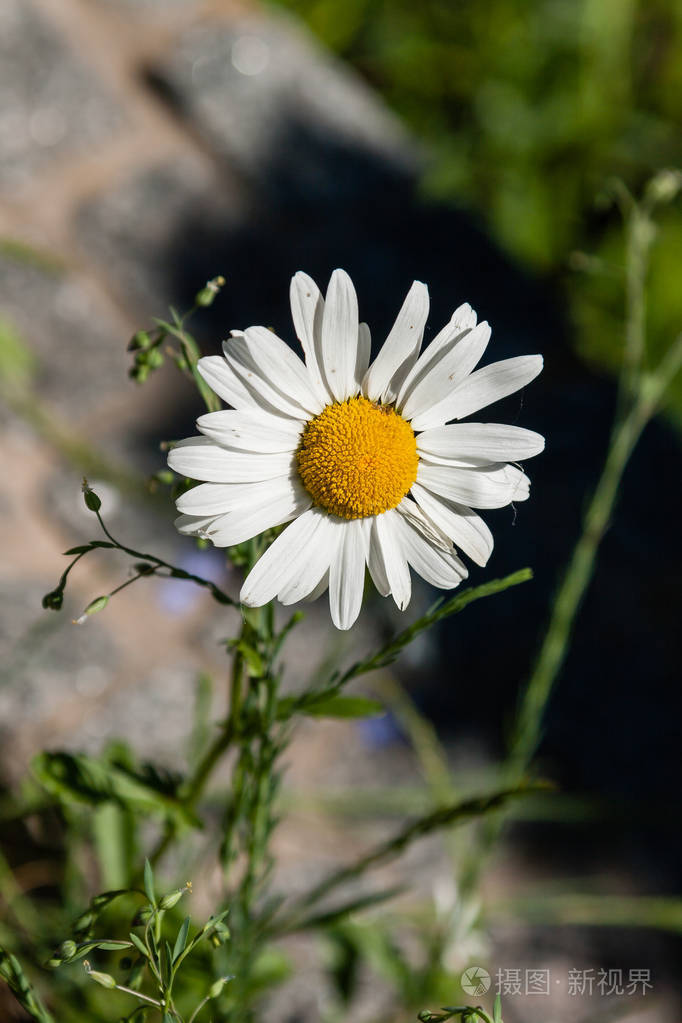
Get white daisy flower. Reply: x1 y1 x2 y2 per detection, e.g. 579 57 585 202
168 270 544 630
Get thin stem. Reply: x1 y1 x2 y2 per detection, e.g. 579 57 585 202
94 509 234 606
187 994 211 1023
114 984 162 1008
458 183 682 901
506 395 647 778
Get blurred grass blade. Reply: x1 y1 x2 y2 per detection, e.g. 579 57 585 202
282 886 406 933
0 948 55 1023
280 781 547 925
504 892 682 933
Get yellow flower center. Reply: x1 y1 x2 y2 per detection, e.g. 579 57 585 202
296 396 418 519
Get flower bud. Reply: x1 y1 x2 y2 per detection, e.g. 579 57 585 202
73 910 95 933
147 347 164 369
208 975 233 999
59 940 77 960
84 961 116 989
159 881 191 910
128 330 151 352
42 588 64 610
195 276 225 307
646 169 682 206
82 481 101 512
73 595 108 625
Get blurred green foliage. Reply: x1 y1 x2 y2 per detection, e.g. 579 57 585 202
273 0 682 422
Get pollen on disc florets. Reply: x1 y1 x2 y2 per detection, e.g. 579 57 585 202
296 396 418 519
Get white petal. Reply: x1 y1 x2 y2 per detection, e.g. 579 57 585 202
394 509 468 589
177 475 299 515
289 271 331 404
417 423 545 464
197 356 265 412
356 322 371 389
196 409 304 453
506 465 531 501
321 269 360 402
402 321 491 424
174 512 220 536
329 517 368 630
416 355 544 428
204 480 312 547
396 495 453 552
241 508 325 607
168 438 295 483
411 483 494 567
223 328 324 417
302 569 330 603
396 303 477 407
278 514 343 605
367 521 391 597
363 280 429 403
417 462 522 509
374 510 411 611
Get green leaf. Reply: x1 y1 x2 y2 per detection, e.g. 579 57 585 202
129 933 150 959
277 694 384 720
143 859 155 906
31 753 199 830
493 993 503 1023
172 917 190 965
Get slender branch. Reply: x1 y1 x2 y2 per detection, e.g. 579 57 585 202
93 508 234 606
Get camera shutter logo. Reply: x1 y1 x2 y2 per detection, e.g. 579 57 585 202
461 966 491 996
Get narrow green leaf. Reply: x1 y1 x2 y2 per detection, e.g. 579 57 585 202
172 917 190 965
493 993 503 1023
129 933 150 959
278 694 384 720
66 940 132 963
143 859 155 906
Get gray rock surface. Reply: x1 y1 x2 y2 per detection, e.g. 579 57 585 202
153 11 417 185
0 0 124 193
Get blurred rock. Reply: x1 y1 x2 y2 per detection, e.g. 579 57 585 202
0 0 124 194
75 152 237 318
0 252 129 415
149 10 417 188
